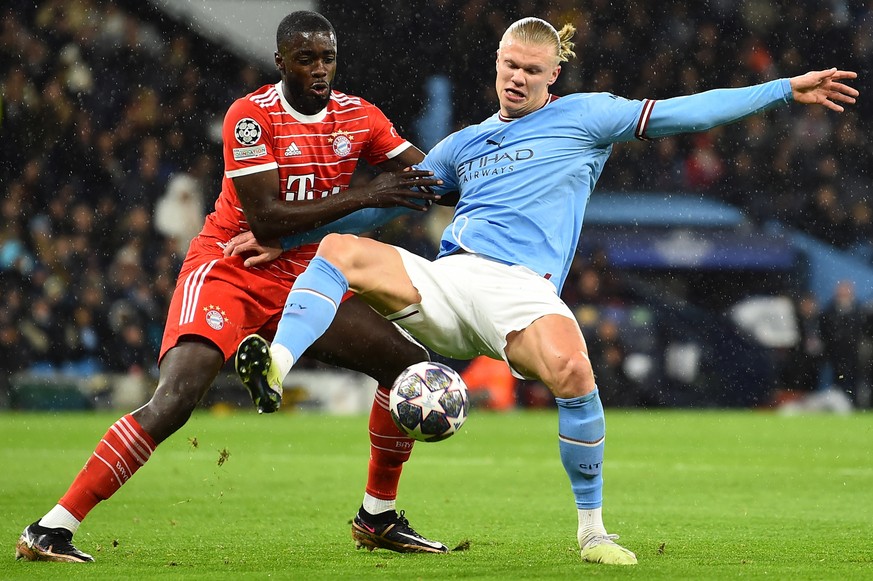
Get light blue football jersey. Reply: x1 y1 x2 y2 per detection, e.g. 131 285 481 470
418 79 792 292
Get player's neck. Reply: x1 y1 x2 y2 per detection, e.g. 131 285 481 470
499 92 553 122
276 81 329 122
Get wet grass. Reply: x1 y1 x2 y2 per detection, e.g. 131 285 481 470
1 408 872 579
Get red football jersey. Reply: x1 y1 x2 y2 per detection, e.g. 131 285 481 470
201 81 410 280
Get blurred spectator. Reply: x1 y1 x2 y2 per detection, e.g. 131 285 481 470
109 321 153 375
781 292 826 393
62 305 105 375
819 280 864 406
683 133 726 192
154 173 205 256
798 183 856 249
588 318 636 407
19 295 63 369
771 291 826 411
118 135 166 210
645 138 686 192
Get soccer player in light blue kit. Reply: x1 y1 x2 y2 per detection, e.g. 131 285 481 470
235 17 858 565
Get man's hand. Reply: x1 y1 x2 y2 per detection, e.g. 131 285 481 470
790 68 859 112
356 169 443 211
223 231 282 267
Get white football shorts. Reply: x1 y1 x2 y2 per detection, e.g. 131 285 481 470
388 248 575 378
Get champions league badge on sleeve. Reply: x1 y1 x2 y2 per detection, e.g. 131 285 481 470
232 117 267 160
234 118 262 145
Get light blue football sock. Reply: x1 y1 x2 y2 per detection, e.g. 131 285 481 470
556 389 605 510
273 256 349 363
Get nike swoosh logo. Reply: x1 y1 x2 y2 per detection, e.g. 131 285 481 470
396 532 444 549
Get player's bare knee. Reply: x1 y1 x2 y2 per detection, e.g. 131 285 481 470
544 352 596 399
318 234 387 288
317 233 360 270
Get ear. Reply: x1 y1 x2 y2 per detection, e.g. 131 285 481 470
275 51 285 73
547 65 561 86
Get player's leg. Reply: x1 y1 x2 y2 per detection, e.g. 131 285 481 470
16 250 262 563
505 314 637 565
16 341 223 563
306 297 447 553
309 297 423 511
132 340 225 441
238 234 418 391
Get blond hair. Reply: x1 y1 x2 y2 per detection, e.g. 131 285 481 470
501 17 577 63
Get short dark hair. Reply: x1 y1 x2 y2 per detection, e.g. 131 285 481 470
276 11 335 50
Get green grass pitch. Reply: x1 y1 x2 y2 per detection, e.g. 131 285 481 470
2 408 872 580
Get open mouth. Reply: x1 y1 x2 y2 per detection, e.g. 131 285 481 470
310 82 330 97
504 87 525 102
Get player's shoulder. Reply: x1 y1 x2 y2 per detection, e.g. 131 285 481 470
440 121 483 147
329 89 371 110
465 112 503 134
227 83 280 116
238 83 281 107
548 92 637 120
245 83 280 100
556 91 626 107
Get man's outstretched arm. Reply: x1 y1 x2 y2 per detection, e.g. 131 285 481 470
641 68 858 139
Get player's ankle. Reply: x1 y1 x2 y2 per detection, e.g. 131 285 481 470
359 507 397 524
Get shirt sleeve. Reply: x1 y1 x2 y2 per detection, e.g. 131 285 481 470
637 79 792 140
223 98 278 178
587 78 792 144
413 133 459 194
279 207 411 250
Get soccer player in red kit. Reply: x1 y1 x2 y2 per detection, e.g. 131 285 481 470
16 11 447 562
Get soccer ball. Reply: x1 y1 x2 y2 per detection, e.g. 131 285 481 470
389 362 469 442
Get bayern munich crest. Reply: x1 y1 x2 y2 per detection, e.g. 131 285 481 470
329 130 353 157
234 118 262 146
204 306 227 330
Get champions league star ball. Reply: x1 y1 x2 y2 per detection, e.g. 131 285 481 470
389 362 469 442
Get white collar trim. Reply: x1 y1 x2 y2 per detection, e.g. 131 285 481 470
276 81 328 123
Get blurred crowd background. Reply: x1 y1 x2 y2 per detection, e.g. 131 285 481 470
2 0 872 411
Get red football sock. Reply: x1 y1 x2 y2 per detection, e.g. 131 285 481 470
365 385 415 501
58 414 156 521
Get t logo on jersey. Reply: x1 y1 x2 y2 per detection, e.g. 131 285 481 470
285 174 342 201
329 130 354 157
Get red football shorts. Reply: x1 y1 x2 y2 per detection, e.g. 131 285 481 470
160 236 310 364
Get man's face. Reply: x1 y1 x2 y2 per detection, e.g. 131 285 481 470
495 37 560 118
275 30 337 115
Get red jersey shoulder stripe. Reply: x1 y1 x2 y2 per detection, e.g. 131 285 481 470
250 85 281 108
331 91 362 106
